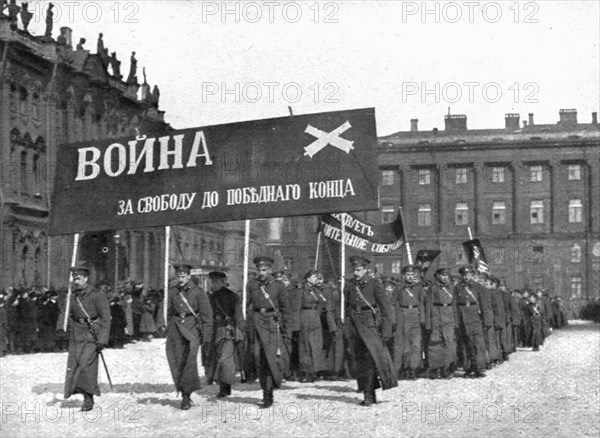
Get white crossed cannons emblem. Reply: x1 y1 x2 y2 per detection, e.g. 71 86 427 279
303 121 354 158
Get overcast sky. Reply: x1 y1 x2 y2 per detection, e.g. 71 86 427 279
25 1 600 135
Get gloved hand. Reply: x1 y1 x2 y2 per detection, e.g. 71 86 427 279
96 343 106 352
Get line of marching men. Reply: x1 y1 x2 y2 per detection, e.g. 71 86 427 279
52 256 569 412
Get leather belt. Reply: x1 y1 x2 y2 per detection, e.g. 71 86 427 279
433 303 452 307
399 304 418 310
254 308 275 313
302 306 319 310
178 312 195 319
75 317 98 324
459 302 477 307
351 305 374 312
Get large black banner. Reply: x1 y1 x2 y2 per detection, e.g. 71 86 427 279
49 108 379 235
462 239 489 273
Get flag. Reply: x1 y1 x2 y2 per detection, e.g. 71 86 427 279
462 239 489 273
414 250 441 275
319 210 404 253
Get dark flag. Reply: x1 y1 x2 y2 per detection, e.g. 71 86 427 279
319 211 404 253
462 239 489 273
414 250 441 275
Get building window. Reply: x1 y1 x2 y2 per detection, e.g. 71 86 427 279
531 246 544 263
381 170 395 186
417 203 432 227
32 155 40 195
391 261 401 274
492 201 506 224
532 276 544 290
20 151 28 193
375 263 384 275
571 244 582 263
492 167 505 183
19 86 28 115
455 167 468 184
418 169 431 185
529 165 542 182
32 92 40 120
455 202 469 226
568 199 583 223
568 164 581 181
530 200 544 224
382 204 395 223
570 275 582 298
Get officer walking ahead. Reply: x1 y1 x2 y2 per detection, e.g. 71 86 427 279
164 264 213 410
246 256 289 408
57 266 111 411
344 256 397 406
206 271 245 398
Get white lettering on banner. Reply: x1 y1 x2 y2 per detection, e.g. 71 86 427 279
370 241 403 253
201 191 219 209
330 212 374 236
134 192 197 214
321 222 368 250
226 184 301 206
75 131 213 181
308 179 355 199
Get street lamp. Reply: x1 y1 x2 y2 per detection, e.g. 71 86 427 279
114 234 120 294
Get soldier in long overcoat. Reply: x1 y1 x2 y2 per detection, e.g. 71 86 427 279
246 256 290 408
424 268 457 379
206 271 244 398
344 256 397 406
56 266 111 411
163 264 213 410
454 266 489 378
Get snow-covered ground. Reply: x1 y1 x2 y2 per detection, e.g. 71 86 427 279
1 321 599 437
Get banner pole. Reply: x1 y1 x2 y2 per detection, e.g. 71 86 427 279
62 233 80 331
314 230 321 271
467 226 474 240
340 214 346 321
163 226 170 326
399 207 413 265
242 219 250 319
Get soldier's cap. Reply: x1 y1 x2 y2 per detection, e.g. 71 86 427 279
173 264 193 274
208 271 227 280
436 267 451 276
381 276 396 286
69 265 90 276
458 266 475 275
349 255 370 268
487 276 500 286
253 256 274 268
401 265 418 274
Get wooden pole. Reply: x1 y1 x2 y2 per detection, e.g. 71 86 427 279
314 230 322 270
62 233 80 331
340 214 346 321
399 207 413 264
163 226 170 326
467 226 474 240
242 219 250 319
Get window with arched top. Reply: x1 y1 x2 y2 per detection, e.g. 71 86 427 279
32 92 40 120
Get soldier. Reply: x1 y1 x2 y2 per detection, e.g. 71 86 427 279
56 266 111 411
296 269 336 382
246 256 289 408
526 295 543 351
454 266 488 378
37 290 60 352
344 255 397 406
424 268 457 379
485 276 506 365
520 290 532 347
323 276 345 380
509 289 522 353
381 277 399 375
162 264 213 410
475 273 497 369
274 271 297 380
206 271 244 398
394 265 425 380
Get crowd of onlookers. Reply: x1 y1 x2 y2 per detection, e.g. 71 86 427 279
579 297 600 322
0 280 167 356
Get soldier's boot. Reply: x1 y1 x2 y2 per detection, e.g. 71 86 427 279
259 390 273 409
408 369 417 380
359 391 375 407
217 384 229 398
81 393 94 412
473 369 486 378
181 393 192 410
441 367 451 379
